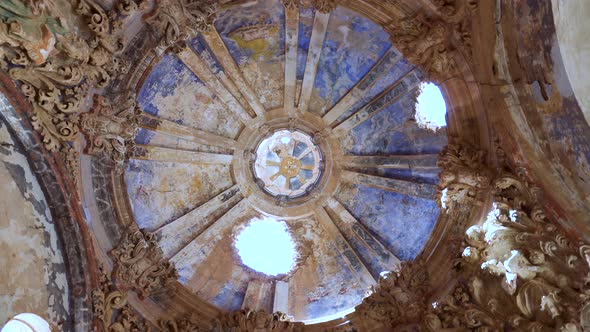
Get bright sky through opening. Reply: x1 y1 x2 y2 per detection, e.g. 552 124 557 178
415 82 447 130
235 217 296 276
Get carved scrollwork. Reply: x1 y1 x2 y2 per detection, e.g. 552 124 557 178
213 309 300 332
388 15 455 83
93 266 153 332
110 229 179 299
312 0 339 14
435 141 490 210
432 172 590 331
356 262 428 328
79 92 141 170
0 0 144 178
146 0 219 48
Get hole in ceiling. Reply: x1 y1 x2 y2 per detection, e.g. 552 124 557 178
234 217 297 276
415 82 447 130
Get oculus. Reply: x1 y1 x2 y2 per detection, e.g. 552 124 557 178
234 217 297 276
254 130 322 198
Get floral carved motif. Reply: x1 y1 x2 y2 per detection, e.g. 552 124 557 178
80 93 141 170
110 229 178 300
146 0 218 48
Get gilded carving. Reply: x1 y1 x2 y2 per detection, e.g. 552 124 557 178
214 309 300 332
146 0 218 48
110 229 179 299
80 93 141 170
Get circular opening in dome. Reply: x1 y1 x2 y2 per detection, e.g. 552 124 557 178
234 217 297 276
254 129 322 198
415 82 447 130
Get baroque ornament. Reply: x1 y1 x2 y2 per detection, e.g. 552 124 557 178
92 266 152 332
213 309 301 332
110 229 179 299
356 261 428 328
145 0 219 48
435 141 490 210
426 172 590 331
80 92 141 170
388 15 455 83
0 0 142 154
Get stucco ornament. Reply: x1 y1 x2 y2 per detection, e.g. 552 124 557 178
160 315 205 332
80 93 141 171
427 172 590 331
213 309 301 332
388 15 455 83
356 262 428 328
110 229 179 299
146 0 218 48
92 266 152 332
435 141 490 210
0 0 144 185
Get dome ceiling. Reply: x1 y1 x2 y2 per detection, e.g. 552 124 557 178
124 0 447 322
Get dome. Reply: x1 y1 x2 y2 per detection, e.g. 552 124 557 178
125 0 446 322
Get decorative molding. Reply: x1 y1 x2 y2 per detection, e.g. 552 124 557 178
435 141 490 210
426 171 590 331
312 0 339 14
110 229 179 299
92 266 152 332
387 15 455 83
214 309 301 332
80 93 141 171
146 0 219 48
356 261 428 328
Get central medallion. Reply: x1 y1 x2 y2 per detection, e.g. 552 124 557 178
254 129 322 198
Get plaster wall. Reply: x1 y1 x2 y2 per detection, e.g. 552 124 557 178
551 0 590 125
0 115 69 328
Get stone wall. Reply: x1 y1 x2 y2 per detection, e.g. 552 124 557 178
0 95 69 328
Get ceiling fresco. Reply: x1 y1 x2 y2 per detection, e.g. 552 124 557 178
124 0 446 322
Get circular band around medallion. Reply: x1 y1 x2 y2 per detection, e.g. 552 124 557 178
253 129 323 198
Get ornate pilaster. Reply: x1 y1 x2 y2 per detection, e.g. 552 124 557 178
110 229 178 299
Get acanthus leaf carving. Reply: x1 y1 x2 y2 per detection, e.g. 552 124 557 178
110 229 179 300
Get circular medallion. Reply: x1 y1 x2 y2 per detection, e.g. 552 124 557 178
254 129 322 198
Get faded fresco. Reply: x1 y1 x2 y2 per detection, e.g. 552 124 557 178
215 0 286 110
0 117 69 328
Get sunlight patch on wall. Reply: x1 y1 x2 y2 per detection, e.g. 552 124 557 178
415 82 447 130
235 217 296 276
